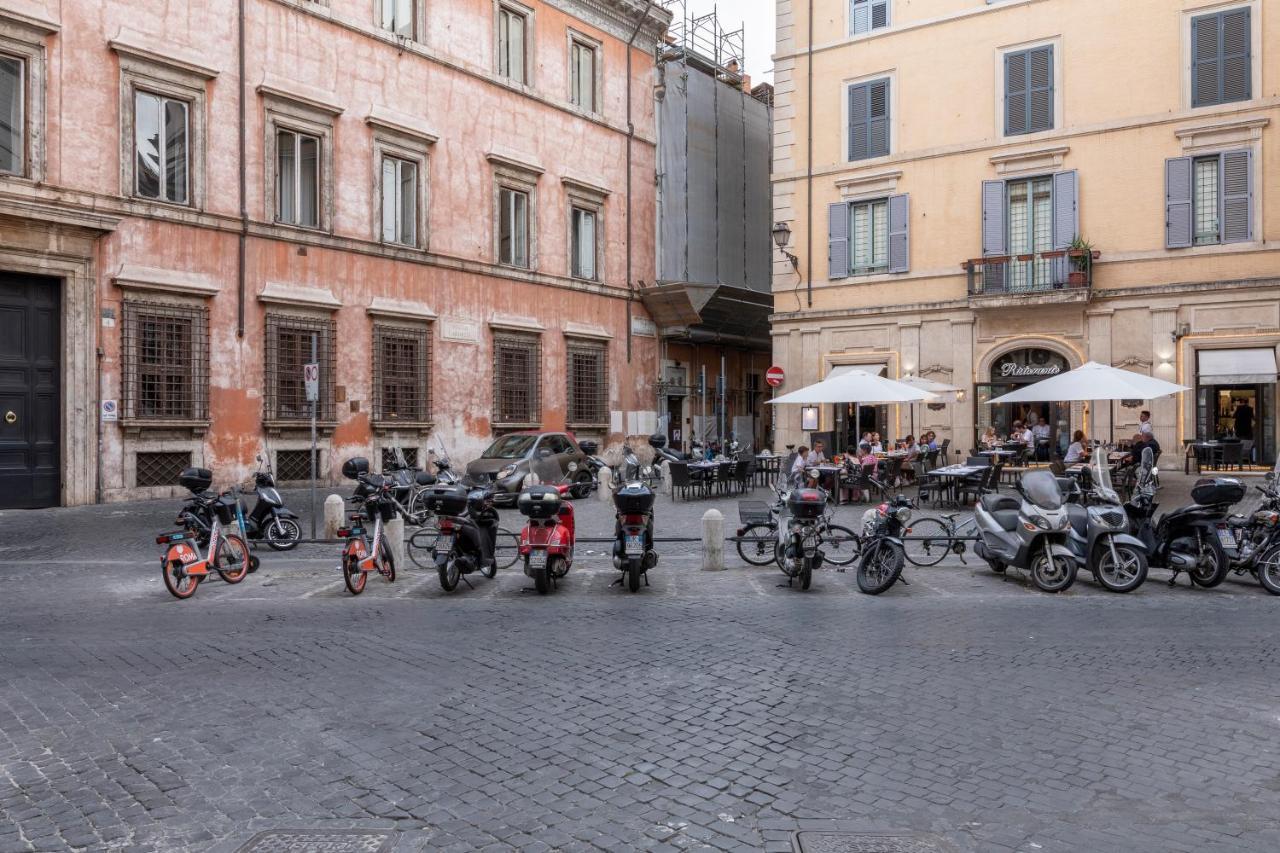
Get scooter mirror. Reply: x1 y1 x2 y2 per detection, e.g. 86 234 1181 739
1151 467 1160 476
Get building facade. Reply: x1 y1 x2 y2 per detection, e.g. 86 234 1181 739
0 0 670 507
771 0 1278 462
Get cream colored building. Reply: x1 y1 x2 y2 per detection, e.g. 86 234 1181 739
770 0 1278 464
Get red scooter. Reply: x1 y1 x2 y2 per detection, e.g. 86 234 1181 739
517 484 576 594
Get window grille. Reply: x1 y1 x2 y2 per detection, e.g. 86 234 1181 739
264 313 336 422
566 339 608 426
381 446 419 471
373 324 430 423
276 449 314 482
134 451 192 488
493 332 541 425
121 301 209 421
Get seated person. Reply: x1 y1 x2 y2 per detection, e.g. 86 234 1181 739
1121 433 1161 468
789 446 811 487
980 426 999 449
1063 430 1087 464
869 432 884 453
810 440 828 464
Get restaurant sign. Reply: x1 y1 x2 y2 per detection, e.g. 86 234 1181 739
998 362 1062 378
993 348 1069 383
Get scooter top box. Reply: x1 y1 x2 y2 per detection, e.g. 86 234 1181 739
422 483 469 516
518 485 564 519
648 433 668 449
577 440 599 455
178 466 213 493
341 457 370 480
613 482 655 514
1191 477 1245 506
787 488 827 519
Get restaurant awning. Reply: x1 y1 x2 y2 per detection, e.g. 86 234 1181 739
829 363 887 378
1198 348 1279 385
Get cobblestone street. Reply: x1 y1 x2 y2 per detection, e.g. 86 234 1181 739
1 484 1278 852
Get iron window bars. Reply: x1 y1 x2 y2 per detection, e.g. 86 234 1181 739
264 313 336 422
121 300 209 421
566 339 608 426
493 331 541 426
373 324 431 423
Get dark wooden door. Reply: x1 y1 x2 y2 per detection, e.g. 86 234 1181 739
0 275 60 508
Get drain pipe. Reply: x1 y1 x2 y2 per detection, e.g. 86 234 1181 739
625 0 656 364
236 0 247 338
805 0 814 308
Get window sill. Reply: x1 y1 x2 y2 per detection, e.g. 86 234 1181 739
264 418 337 435
120 418 210 437
570 274 599 283
380 238 425 252
273 219 328 235
566 422 608 431
133 194 194 211
372 419 434 434
492 422 541 431
497 261 533 272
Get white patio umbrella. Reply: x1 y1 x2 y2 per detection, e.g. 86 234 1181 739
987 361 1189 443
898 376 962 436
768 369 935 450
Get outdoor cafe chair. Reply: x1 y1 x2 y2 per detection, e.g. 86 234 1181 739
668 461 694 501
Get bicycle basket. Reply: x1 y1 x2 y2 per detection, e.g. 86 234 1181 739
738 500 772 526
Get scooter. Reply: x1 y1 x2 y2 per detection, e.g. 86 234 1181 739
621 444 661 485
574 440 607 498
423 483 500 592
1124 448 1239 588
648 433 689 465
777 475 828 590
427 450 462 485
856 495 912 595
233 455 302 551
1064 447 1149 592
518 484 576 594
973 470 1077 592
611 481 657 592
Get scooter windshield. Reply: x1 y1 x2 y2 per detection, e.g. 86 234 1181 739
1021 470 1064 510
1089 447 1120 504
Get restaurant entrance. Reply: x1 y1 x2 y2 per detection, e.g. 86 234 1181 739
975 348 1072 458
1195 347 1278 465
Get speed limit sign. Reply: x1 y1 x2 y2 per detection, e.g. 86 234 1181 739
303 363 319 402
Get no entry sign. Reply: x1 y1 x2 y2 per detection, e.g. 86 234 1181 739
765 366 785 388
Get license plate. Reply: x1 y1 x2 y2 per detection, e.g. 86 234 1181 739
1217 528 1236 548
625 534 644 556
529 550 547 568
435 534 454 552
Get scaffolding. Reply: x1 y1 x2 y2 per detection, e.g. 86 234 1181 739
658 0 746 84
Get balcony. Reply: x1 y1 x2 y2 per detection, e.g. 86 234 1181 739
963 249 1098 308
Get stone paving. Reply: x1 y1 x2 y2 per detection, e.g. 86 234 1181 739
0 474 1278 852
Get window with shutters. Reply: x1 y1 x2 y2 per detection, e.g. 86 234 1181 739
276 128 321 228
849 0 890 35
264 314 336 423
121 301 209 422
829 193 909 279
850 200 888 274
1169 150 1254 248
1193 157 1220 245
497 3 530 84
499 186 530 267
0 54 24 176
569 35 599 113
1191 7 1251 108
1006 177 1054 289
1004 45 1054 136
846 78 890 161
133 91 189 204
380 155 418 247
378 0 416 38
493 332 542 426
373 324 431 424
570 206 598 280
566 339 608 427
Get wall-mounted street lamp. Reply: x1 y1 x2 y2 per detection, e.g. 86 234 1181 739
772 221 799 271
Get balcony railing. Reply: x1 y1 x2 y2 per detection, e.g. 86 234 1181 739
964 250 1098 298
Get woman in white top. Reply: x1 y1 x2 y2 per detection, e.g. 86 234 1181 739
1064 430 1086 464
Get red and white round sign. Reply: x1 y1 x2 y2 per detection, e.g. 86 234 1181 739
765 366 785 388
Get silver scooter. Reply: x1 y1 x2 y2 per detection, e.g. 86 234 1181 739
1064 447 1149 592
973 470 1078 592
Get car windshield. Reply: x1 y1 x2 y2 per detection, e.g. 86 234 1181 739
1090 447 1119 504
482 435 537 459
1021 470 1064 510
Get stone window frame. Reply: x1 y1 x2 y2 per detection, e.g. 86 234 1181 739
563 178 608 282
565 335 609 428
494 0 534 88
0 14 49 183
489 154 543 271
262 92 339 234
116 51 212 210
566 28 603 117
372 320 433 428
1180 0 1260 112
992 35 1063 142
372 0 427 42
368 123 434 250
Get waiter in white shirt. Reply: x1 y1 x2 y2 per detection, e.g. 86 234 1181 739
1138 410 1153 438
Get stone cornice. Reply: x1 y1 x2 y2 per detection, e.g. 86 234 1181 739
113 264 220 297
0 3 59 36
109 29 220 80
257 74 344 116
543 0 671 46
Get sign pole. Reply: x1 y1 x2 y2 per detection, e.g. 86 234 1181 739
307 338 319 540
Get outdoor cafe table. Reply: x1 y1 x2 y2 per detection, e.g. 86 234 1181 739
923 464 986 505
754 454 782 486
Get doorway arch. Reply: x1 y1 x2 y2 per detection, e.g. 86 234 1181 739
976 339 1083 459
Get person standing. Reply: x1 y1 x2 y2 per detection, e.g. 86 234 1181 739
1138 410 1154 438
1234 398 1255 440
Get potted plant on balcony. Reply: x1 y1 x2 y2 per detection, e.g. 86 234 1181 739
1067 236 1095 288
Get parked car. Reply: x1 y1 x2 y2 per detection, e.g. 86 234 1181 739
464 431 592 506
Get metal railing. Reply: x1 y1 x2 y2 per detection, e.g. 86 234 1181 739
964 250 1096 297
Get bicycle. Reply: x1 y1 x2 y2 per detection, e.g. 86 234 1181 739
338 460 400 595
735 482 861 569
407 516 521 572
157 487 251 600
902 511 979 567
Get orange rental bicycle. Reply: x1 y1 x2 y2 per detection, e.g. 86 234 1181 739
157 469 251 599
337 458 398 595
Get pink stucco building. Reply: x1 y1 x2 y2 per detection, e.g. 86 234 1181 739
0 0 670 506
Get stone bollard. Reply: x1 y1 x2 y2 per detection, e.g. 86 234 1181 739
597 467 614 502
657 460 672 497
323 494 345 539
385 516 407 569
701 508 725 571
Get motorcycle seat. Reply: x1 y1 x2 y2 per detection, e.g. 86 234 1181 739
1228 514 1249 527
980 493 1019 514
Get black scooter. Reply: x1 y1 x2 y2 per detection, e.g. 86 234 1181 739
423 483 499 592
612 481 657 592
229 456 301 551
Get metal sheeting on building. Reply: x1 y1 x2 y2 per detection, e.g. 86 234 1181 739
658 62 689 283
743 98 772 291
685 65 718 285
716 83 746 288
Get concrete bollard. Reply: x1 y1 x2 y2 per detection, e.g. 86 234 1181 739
323 494 345 539
657 460 672 497
597 467 614 502
701 508 725 571
385 516 406 569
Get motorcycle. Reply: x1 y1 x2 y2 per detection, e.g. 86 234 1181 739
1124 448 1239 588
423 483 500 592
777 479 828 590
856 495 912 595
973 470 1077 593
621 444 661 486
1214 462 1280 595
575 440 607 498
1064 447 1149 592
648 432 689 465
518 484 576 594
232 455 302 551
428 450 462 485
612 481 657 593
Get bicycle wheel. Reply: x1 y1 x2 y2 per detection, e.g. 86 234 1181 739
821 524 861 567
735 523 778 566
408 524 440 569
407 490 434 527
903 516 952 567
214 535 251 583
379 540 396 583
494 527 520 570
161 550 200 600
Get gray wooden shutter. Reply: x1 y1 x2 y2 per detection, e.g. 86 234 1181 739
1051 170 1078 250
1221 8 1252 103
868 79 889 158
1220 149 1253 244
848 83 869 161
1165 156 1193 249
887 193 909 274
851 0 870 34
1004 51 1027 136
981 180 1006 256
1191 13 1219 107
1027 46 1054 132
870 0 889 29
828 202 849 279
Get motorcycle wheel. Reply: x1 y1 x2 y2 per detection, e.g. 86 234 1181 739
214 535 251 584
736 523 778 566
857 542 904 595
265 518 301 551
627 559 641 592
1092 543 1148 593
1256 544 1280 595
798 562 812 591
533 559 550 595
1030 551 1076 593
570 472 594 499
1187 537 1229 588
343 553 366 595
438 558 460 592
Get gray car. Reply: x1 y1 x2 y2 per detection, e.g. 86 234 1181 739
464 431 593 505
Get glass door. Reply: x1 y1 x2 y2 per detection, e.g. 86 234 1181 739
1007 177 1053 291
